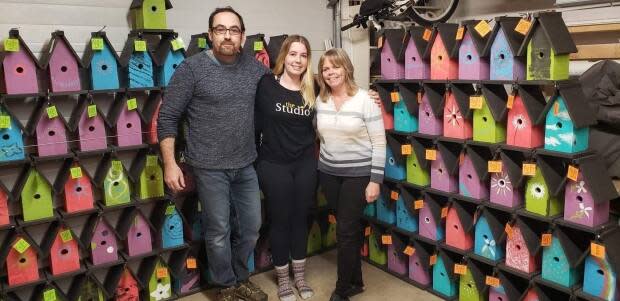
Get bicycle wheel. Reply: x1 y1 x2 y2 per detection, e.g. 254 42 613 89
406 0 459 26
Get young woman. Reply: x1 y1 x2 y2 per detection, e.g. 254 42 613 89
316 48 386 301
254 35 317 301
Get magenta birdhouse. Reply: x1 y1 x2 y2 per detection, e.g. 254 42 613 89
25 98 70 157
380 29 406 79
39 31 83 93
404 27 431 80
81 214 120 266
489 149 528 209
419 82 445 136
457 20 492 80
68 94 110 153
1 29 42 95
117 207 154 258
459 145 493 201
108 93 144 147
430 141 461 194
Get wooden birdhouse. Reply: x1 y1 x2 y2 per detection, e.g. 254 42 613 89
94 154 132 207
153 35 185 87
419 82 445 136
130 0 173 30
524 155 565 217
396 185 421 233
151 201 185 249
418 192 448 241
13 164 54 222
369 224 388 266
68 274 108 301
168 248 201 295
489 149 527 209
489 270 530 301
387 232 408 276
375 81 395 130
393 83 419 133
32 282 69 301
445 201 476 251
488 17 526 81
563 155 618 228
306 218 322 255
408 239 433 286
459 259 492 301
129 151 164 201
404 26 431 80
180 196 203 242
504 217 546 274
186 33 210 57
522 284 571 301
141 91 163 145
459 145 493 200
266 35 288 69
138 255 173 301
429 23 459 80
0 230 42 286
82 214 120 266
541 226 589 288
104 265 141 301
0 29 41 95
432 249 459 298
322 212 337 248
53 158 96 214
255 226 273 270
25 98 70 157
385 133 407 180
108 93 144 147
457 20 492 80
68 94 110 152
39 31 83 92
243 34 270 68
0 180 12 227
120 36 156 89
117 207 154 257
444 83 474 140
507 84 546 149
474 208 508 262
519 12 577 80
430 140 461 193
406 136 432 187
473 84 508 143
0 102 26 162
379 29 407 79
543 82 597 154
582 230 620 301
40 222 82 276
377 183 397 225
83 32 121 90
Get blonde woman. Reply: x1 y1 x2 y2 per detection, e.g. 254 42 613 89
316 48 386 301
254 35 317 301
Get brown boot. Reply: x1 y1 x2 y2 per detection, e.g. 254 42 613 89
235 280 268 301
217 287 237 301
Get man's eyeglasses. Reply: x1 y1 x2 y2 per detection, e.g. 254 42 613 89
211 26 243 36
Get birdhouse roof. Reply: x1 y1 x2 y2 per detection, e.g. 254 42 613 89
437 248 461 280
82 31 121 66
67 273 110 301
93 153 129 187
542 81 597 128
25 97 70 136
517 11 577 56
451 200 476 232
11 163 54 204
409 136 433 169
390 232 409 258
265 35 288 68
464 144 494 181
455 20 493 57
0 228 42 269
128 149 160 182
243 34 267 57
408 26 432 59
119 36 156 67
535 153 566 197
596 229 620 270
553 226 590 268
150 200 183 232
380 28 408 63
0 102 26 132
422 82 447 118
514 216 549 255
379 181 398 210
400 184 423 216
1 29 42 69
374 81 397 113
430 23 460 59
386 133 407 166
152 35 186 67
437 140 463 176
39 221 85 257
449 83 476 119
68 94 112 132
137 254 170 287
39 30 84 69
485 16 526 56
398 82 421 116
480 83 508 122
185 33 210 57
104 264 143 296
497 148 530 188
479 207 510 244
514 83 547 125
116 207 155 241
53 157 95 193
139 91 162 123
574 155 619 204
425 191 449 223
32 282 69 301
496 269 529 301
167 247 196 279
80 213 121 247
130 0 172 10
411 239 433 271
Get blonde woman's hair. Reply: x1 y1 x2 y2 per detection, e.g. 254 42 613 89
317 48 358 101
273 35 316 108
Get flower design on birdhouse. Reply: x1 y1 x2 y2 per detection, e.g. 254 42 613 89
512 114 528 130
150 282 171 301
491 174 512 196
574 181 587 194
529 183 546 199
570 202 592 220
482 237 496 258
445 105 462 126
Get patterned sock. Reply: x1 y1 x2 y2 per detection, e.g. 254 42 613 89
292 259 314 299
276 264 296 301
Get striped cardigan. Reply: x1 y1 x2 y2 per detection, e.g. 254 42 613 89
316 89 386 183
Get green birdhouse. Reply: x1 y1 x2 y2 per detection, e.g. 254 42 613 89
322 214 337 248
306 219 322 254
130 0 173 30
458 260 490 301
525 155 565 217
130 152 164 201
14 165 54 222
138 256 172 301
473 84 507 143
406 136 432 187
68 274 108 301
369 225 387 266
94 154 132 207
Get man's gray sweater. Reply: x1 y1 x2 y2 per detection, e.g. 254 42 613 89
157 51 269 169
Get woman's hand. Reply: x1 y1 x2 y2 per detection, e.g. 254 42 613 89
368 89 382 106
365 182 380 203
164 162 186 192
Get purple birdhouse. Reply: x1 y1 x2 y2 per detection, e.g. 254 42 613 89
0 29 41 95
26 98 70 157
108 93 144 147
457 20 492 80
404 26 431 80
39 31 83 93
82 214 120 266
117 207 154 258
459 145 493 200
380 29 406 79
408 239 433 286
489 149 528 209
419 82 445 136
68 94 110 152
418 192 448 241
430 141 461 194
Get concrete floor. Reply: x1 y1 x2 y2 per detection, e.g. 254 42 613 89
180 249 441 301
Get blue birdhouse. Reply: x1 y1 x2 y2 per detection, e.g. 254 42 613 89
386 133 406 181
396 186 420 233
152 201 184 249
582 230 620 301
120 36 156 89
154 36 186 87
432 250 458 298
474 208 507 262
0 103 26 162
543 82 596 154
488 17 527 81
541 227 587 288
393 83 419 133
83 32 121 90
377 184 397 225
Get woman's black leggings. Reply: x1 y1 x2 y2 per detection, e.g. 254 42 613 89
256 156 317 267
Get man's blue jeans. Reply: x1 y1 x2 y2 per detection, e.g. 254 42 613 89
193 164 262 287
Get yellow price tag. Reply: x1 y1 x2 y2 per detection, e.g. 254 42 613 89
4 38 20 52
165 204 176 215
197 38 208 49
47 106 59 119
382 235 392 245
157 267 169 279
456 26 465 40
60 229 73 242
14 238 30 254
507 94 515 109
112 160 123 171
0 115 11 129
254 41 264 51
401 144 412 155
134 40 147 52
171 38 185 51
91 38 104 50
403 246 415 256
414 200 424 210
523 163 537 177
486 276 500 287
488 161 503 173
567 165 579 182
425 149 437 161
391 91 400 103
541 233 552 247
43 289 57 301
454 264 467 275
70 167 83 179
505 223 514 239
186 258 197 269
474 20 492 37
469 96 483 109
422 28 432 41
591 242 606 259
127 98 138 111
87 104 97 118
514 18 532 35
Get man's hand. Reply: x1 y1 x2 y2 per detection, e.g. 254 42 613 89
368 89 382 106
164 162 186 192
365 181 380 203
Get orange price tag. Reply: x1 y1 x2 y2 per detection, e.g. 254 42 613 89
474 20 491 37
404 246 416 256
591 242 606 259
454 264 467 275
414 200 425 210
441 207 448 218
382 235 393 245
430 254 437 266
401 144 412 155
391 91 400 103
328 214 337 224
417 91 423 104
486 276 500 287
186 258 197 269
567 165 579 182
422 28 432 41
554 102 560 116
541 233 552 247
157 268 168 279
365 226 371 237
514 18 532 35
456 26 465 40
390 191 400 200
488 161 503 173
507 94 515 109
523 163 537 177
505 223 514 239
470 95 483 109
425 149 437 161
378 36 384 48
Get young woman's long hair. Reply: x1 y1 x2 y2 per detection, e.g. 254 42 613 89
317 48 358 101
273 35 316 108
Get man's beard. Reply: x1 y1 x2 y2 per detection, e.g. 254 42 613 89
217 43 238 56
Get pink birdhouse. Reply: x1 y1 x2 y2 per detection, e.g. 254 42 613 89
108 93 144 147
0 29 42 95
504 217 546 274
429 23 459 80
42 223 82 276
444 83 474 140
68 94 110 153
445 201 475 251
26 98 70 157
430 141 461 194
39 31 83 93
53 158 95 214
404 26 431 80
380 29 407 79
506 84 546 149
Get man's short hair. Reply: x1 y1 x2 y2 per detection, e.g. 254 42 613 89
208 6 245 32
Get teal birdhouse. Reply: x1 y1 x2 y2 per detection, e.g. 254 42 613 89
0 102 26 163
120 36 156 89
153 35 185 87
541 227 588 288
393 82 419 133
432 249 459 298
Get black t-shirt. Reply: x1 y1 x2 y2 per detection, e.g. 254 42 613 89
255 74 316 163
